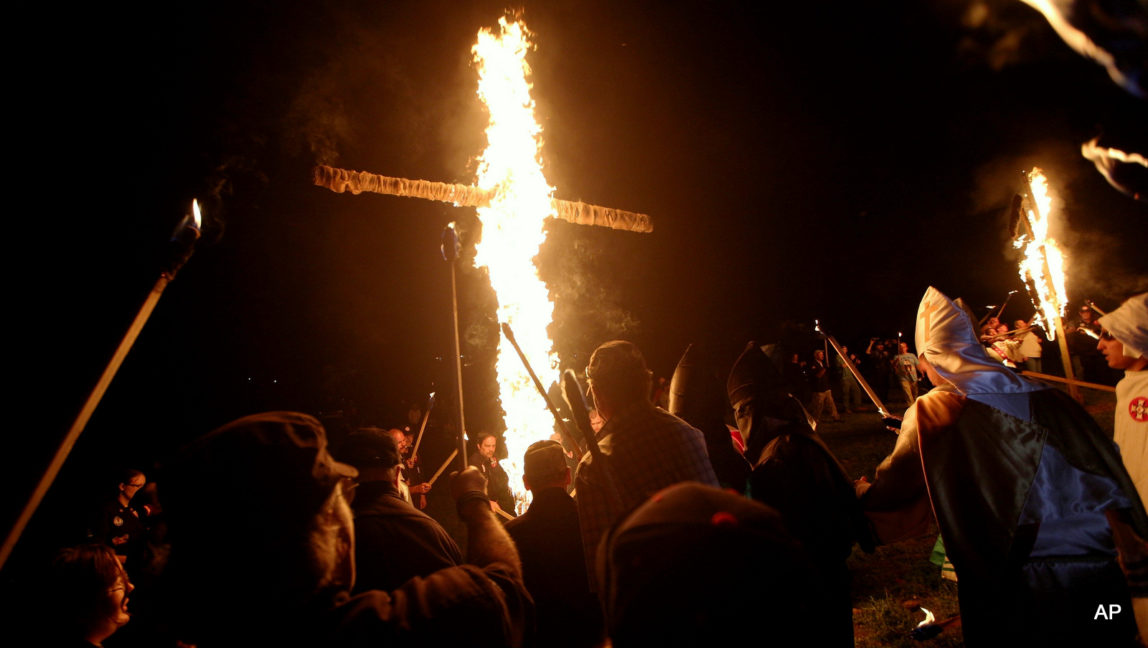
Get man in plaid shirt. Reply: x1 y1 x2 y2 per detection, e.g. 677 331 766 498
574 340 719 589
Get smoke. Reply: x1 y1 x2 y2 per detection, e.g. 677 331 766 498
969 140 1082 222
538 226 640 365
1059 221 1148 300
192 156 266 246
284 73 354 166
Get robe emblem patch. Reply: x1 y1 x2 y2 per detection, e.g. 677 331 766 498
1131 397 1148 423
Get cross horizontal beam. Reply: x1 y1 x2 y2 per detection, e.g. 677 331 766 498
313 165 653 234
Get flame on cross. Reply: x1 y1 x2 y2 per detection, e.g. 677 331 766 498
471 17 558 512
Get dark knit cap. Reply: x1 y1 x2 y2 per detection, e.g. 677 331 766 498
163 411 357 537
338 427 402 471
599 483 815 647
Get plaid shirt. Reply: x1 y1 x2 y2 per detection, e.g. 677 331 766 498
574 401 719 588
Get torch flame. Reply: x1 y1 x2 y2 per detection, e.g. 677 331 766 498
917 607 935 627
192 199 202 229
471 17 558 513
1013 168 1069 341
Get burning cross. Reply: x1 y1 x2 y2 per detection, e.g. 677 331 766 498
311 17 651 513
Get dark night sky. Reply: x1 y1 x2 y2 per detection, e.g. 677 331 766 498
7 1 1146 537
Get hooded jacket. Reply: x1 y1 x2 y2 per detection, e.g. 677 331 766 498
862 287 1148 646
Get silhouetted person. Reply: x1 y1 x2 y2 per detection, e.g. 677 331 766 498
667 344 750 492
727 341 873 646
599 483 816 647
574 340 718 590
336 427 462 593
808 349 839 422
160 412 531 647
87 469 151 568
506 440 603 648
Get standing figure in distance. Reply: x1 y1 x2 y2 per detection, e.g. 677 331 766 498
469 431 516 517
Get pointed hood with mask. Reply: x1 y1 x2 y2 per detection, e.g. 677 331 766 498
726 341 812 462
727 341 877 557
1098 292 1148 360
915 287 1043 419
669 344 750 489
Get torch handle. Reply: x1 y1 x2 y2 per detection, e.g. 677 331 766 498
562 369 599 460
426 449 460 487
1085 300 1108 316
411 392 435 459
444 245 467 471
1 275 169 570
992 291 1017 321
559 366 622 514
823 332 891 419
499 323 582 455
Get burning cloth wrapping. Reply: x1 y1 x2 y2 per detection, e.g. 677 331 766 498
858 287 1148 646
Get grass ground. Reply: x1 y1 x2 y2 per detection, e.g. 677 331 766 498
817 408 964 647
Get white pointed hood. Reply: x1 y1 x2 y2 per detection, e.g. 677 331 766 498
1098 293 1148 360
915 286 1044 401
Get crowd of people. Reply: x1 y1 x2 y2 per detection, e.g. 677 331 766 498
779 299 1122 426
14 289 1148 647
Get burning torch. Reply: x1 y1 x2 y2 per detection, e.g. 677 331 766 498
1 200 203 569
1012 169 1079 401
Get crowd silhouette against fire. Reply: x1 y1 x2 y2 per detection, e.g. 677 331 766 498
6 289 1148 648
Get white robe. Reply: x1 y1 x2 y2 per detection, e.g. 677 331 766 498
1115 370 1148 505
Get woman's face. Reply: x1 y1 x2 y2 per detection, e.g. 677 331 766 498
106 569 133 629
90 565 133 644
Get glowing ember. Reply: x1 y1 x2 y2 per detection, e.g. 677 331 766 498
471 17 558 513
1013 168 1069 341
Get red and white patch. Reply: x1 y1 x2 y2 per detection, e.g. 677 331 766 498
1131 397 1148 423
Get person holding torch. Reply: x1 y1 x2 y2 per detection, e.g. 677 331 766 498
858 287 1147 646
